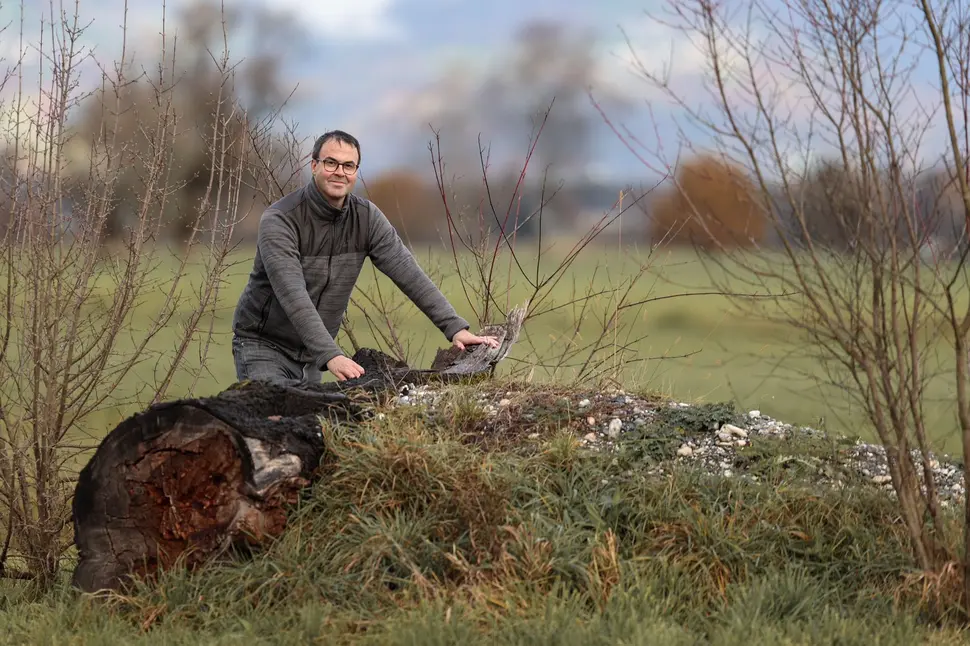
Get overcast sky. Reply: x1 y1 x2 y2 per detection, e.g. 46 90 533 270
0 0 956 184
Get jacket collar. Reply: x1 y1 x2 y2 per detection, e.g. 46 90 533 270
306 177 351 221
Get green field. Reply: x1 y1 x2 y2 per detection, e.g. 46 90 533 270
88 242 965 454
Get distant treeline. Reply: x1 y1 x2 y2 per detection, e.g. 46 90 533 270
3 145 965 257
356 156 968 257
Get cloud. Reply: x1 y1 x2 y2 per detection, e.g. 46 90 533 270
597 13 749 106
241 0 402 41
594 7 959 179
41 0 406 55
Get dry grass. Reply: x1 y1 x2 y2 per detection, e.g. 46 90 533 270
0 383 968 643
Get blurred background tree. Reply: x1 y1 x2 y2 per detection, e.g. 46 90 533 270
60 0 304 244
650 154 765 250
362 169 445 244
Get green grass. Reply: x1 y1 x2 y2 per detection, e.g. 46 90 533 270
1 383 967 644
63 242 965 454
2 240 965 482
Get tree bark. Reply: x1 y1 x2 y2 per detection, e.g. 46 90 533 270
71 310 524 593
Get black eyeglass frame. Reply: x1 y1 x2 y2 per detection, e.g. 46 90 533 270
313 156 359 174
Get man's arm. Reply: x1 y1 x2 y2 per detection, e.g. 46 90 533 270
366 204 470 340
258 211 344 368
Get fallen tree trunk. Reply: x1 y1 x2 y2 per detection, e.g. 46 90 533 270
71 310 524 593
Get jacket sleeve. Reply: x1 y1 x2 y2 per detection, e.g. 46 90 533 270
257 210 344 368
366 203 470 341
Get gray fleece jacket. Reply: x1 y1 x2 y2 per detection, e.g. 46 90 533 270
232 178 469 368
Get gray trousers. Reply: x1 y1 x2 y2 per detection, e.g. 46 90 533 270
231 336 324 387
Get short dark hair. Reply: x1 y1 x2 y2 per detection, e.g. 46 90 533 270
312 130 361 165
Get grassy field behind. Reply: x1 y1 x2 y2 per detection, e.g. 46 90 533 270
79 242 965 454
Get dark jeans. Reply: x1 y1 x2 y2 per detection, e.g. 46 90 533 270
231 336 323 387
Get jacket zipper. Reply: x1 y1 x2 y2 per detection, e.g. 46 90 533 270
257 292 273 334
315 216 339 311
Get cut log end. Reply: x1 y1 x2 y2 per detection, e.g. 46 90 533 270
71 406 313 593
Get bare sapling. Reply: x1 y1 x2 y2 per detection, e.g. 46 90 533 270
421 108 701 387
619 0 970 608
0 1 292 585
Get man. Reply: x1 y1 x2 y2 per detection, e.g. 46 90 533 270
231 130 497 385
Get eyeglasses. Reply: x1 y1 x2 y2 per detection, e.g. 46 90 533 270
314 157 359 175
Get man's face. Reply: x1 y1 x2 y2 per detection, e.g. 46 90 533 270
312 139 359 205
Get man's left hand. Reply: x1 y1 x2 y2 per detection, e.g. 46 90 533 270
452 329 500 351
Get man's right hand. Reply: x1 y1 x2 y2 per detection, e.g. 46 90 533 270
326 355 365 381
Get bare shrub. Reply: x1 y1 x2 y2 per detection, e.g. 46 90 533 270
414 113 714 387
618 0 970 608
0 1 292 584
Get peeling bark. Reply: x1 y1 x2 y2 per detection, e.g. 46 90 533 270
71 310 523 592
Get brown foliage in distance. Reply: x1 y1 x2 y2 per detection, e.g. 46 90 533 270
650 155 765 249
363 170 445 244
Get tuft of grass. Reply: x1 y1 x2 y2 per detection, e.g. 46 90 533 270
616 401 749 466
0 383 967 644
730 430 866 487
654 401 746 434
